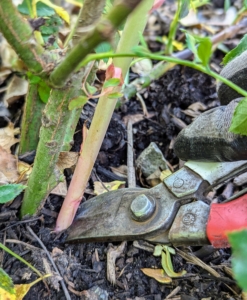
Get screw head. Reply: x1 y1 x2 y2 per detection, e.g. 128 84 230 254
130 194 155 221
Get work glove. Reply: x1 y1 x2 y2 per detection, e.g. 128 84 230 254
174 50 247 162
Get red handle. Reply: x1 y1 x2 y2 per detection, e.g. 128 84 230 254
206 194 247 248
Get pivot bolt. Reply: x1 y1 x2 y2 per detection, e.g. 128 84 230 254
130 194 155 221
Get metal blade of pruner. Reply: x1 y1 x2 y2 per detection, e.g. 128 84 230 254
66 160 247 245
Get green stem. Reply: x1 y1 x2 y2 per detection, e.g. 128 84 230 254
166 0 180 55
0 242 43 278
19 83 45 154
81 52 247 98
65 0 106 47
50 0 143 87
0 1 44 74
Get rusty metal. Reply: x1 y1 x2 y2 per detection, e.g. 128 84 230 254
66 160 247 245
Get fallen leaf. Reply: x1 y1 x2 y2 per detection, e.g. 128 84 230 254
131 58 153 75
0 184 26 204
0 268 16 300
161 247 186 278
146 169 162 187
94 180 126 195
122 112 155 125
0 146 19 183
141 268 171 284
107 241 126 285
0 123 20 153
3 75 28 106
51 181 67 197
15 274 52 300
110 165 128 178
57 151 79 170
17 161 32 183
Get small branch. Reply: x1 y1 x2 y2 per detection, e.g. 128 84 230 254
81 51 247 98
0 1 44 74
50 0 143 87
26 226 71 300
127 120 136 188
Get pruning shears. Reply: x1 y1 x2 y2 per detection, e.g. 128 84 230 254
66 160 247 248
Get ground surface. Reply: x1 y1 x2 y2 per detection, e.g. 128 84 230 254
0 1 246 299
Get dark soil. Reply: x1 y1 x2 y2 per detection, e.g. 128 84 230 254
0 2 244 300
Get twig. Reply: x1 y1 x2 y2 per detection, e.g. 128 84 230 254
0 216 42 232
127 120 136 188
5 239 42 252
26 226 71 300
165 286 181 299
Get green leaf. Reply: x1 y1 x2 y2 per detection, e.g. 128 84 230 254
245 0 247 8
18 0 55 17
223 35 247 66
196 37 212 67
184 31 199 61
0 268 15 296
103 78 121 88
86 83 97 95
68 96 88 110
228 229 247 291
27 72 41 84
95 42 113 63
153 245 163 256
161 247 186 278
38 81 51 103
0 184 26 204
107 92 123 99
179 0 190 19
229 98 247 136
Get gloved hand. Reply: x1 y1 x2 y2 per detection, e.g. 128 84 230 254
174 50 247 162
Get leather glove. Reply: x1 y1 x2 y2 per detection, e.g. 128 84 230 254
174 50 247 162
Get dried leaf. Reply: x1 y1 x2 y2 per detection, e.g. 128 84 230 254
0 146 19 183
94 180 126 196
131 59 153 75
0 123 20 153
107 241 126 284
146 169 162 187
110 165 128 178
4 75 28 106
141 268 171 284
122 112 155 125
57 151 79 170
17 161 32 183
51 181 67 197
15 275 52 300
